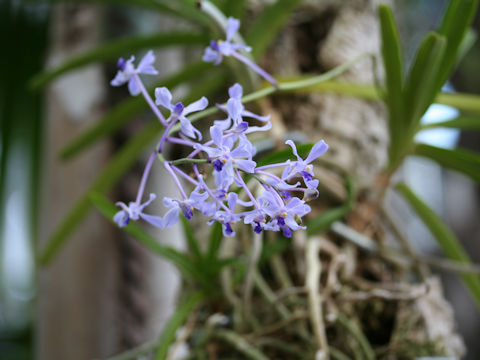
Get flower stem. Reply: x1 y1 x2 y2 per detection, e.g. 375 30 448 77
135 151 156 206
133 73 167 126
164 161 188 200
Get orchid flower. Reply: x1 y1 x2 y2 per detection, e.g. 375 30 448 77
155 87 208 140
203 17 277 86
111 50 158 96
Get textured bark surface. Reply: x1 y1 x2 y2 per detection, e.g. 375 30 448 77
244 0 465 358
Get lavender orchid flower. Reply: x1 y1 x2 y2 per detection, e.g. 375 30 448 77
215 83 271 131
208 192 242 237
196 125 256 189
282 140 329 190
155 87 208 140
203 17 278 86
160 187 210 228
111 50 158 96
114 193 163 228
259 190 311 238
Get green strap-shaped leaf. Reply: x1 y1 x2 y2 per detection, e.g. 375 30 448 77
38 121 163 266
30 31 209 89
378 4 404 118
276 78 480 114
245 0 302 60
396 183 480 310
413 143 480 183
378 4 406 170
207 221 223 261
436 0 479 87
46 0 210 27
455 29 478 67
60 61 213 160
39 73 226 266
154 291 204 360
419 115 480 131
403 32 447 130
307 176 355 235
437 91 480 113
181 217 202 260
224 0 247 18
90 192 198 277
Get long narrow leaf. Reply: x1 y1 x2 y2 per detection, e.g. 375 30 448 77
60 61 213 160
181 217 202 260
436 91 480 113
90 192 198 277
378 4 406 170
420 115 480 131
378 4 404 118
31 32 208 88
404 33 447 129
436 0 479 86
396 183 480 310
245 0 302 60
38 121 162 266
154 292 204 360
224 0 247 18
413 143 480 183
279 79 480 114
207 221 223 261
46 0 210 26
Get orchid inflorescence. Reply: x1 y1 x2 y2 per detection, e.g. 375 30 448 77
111 18 328 238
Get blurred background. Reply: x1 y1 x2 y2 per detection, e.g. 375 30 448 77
0 0 479 359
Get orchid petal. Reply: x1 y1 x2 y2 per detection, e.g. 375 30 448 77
184 96 208 115
180 117 202 140
285 140 301 161
137 50 158 75
140 213 164 228
228 83 243 99
203 46 220 63
226 98 244 121
162 207 180 228
241 110 270 122
305 140 328 164
155 87 173 109
225 17 240 42
128 77 141 96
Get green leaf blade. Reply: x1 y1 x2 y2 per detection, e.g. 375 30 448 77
154 291 204 360
245 0 302 60
181 217 202 260
396 183 480 310
31 32 209 89
437 0 479 86
413 143 480 183
420 115 480 131
90 192 197 276
378 4 404 116
404 33 447 129
38 121 163 266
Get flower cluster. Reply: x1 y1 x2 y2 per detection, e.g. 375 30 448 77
112 18 328 238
